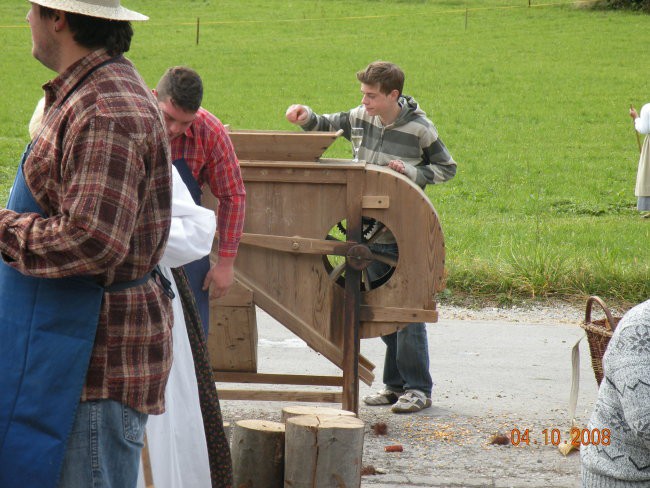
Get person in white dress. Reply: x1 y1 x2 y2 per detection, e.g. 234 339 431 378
136 166 217 488
629 103 650 215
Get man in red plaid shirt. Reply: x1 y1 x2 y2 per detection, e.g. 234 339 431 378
155 66 246 335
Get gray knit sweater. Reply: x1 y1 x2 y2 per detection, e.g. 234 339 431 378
581 299 650 487
300 96 457 188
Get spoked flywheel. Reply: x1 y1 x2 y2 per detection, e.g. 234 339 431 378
323 217 398 291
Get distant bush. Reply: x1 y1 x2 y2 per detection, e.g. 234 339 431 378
591 0 650 12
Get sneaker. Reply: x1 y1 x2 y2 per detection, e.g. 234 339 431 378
363 389 401 406
390 390 432 413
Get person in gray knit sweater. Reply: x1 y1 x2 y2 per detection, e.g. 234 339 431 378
582 299 650 487
285 61 456 413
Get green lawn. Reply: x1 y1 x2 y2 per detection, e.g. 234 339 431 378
1 0 648 306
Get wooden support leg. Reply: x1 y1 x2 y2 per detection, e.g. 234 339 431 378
342 264 361 414
342 180 363 414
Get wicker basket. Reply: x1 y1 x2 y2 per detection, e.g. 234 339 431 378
580 296 621 386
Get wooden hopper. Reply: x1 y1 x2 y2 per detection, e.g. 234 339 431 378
204 130 445 413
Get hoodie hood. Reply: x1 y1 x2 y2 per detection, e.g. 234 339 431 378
394 95 427 127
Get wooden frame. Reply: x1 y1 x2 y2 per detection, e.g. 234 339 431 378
204 132 445 413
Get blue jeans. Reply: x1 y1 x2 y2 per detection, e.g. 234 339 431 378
367 243 433 398
381 323 433 397
58 400 148 488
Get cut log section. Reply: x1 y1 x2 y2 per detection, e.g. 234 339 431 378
280 405 356 423
231 419 285 488
284 415 365 488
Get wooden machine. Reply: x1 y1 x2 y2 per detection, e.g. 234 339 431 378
204 130 446 413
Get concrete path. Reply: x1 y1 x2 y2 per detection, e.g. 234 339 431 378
219 309 599 487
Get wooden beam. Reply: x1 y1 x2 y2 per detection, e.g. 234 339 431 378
218 390 343 403
214 372 343 387
342 168 364 414
359 305 438 323
240 166 348 184
240 233 351 256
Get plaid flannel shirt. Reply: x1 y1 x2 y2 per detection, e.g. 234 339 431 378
170 108 246 258
0 49 174 414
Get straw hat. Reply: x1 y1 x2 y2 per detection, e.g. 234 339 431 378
29 0 148 21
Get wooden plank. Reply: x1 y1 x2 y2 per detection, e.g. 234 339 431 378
342 168 364 414
241 167 349 184
362 195 390 209
213 372 343 387
208 304 258 373
240 233 350 256
217 390 343 403
229 130 341 162
359 306 438 323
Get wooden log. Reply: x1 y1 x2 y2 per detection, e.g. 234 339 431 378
280 405 356 423
284 415 365 488
231 419 285 488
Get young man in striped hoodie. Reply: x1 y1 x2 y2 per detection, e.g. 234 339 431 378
285 60 456 413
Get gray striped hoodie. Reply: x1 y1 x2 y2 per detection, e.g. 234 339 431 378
300 95 457 188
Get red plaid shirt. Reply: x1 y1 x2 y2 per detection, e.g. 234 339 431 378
0 50 174 414
170 108 245 258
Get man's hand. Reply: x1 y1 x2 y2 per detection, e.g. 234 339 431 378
630 105 639 120
388 160 406 173
202 256 236 299
286 104 309 125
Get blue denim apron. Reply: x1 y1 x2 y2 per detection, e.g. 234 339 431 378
172 157 211 336
0 146 108 487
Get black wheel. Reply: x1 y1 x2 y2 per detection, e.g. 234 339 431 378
323 218 398 291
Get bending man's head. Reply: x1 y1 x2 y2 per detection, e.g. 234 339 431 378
154 66 203 140
155 66 204 112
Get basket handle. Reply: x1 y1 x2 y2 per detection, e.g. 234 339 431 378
585 296 616 332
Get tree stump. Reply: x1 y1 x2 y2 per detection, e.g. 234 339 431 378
231 419 285 488
280 406 356 423
284 415 365 488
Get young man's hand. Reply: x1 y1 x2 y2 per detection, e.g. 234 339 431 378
202 256 235 298
286 104 309 125
388 160 406 173
630 106 639 120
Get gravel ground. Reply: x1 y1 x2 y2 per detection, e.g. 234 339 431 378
220 300 610 488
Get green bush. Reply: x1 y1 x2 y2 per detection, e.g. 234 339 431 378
593 0 650 12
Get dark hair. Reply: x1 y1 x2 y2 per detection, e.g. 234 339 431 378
39 6 133 56
356 61 405 96
155 67 203 112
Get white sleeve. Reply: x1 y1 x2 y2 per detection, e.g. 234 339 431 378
635 103 650 135
159 167 217 268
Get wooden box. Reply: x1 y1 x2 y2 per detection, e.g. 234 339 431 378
208 280 258 373
228 129 341 162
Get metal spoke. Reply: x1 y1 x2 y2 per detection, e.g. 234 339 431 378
370 251 398 267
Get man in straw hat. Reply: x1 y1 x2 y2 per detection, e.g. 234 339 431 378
0 2 174 487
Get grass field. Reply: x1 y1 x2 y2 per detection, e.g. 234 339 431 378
1 0 648 307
